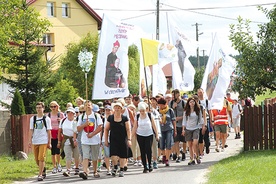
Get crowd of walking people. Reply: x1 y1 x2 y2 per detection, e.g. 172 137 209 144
28 89 243 181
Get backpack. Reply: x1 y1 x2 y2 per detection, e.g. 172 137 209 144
33 115 47 130
48 112 61 120
136 112 152 122
136 112 155 134
81 112 98 122
170 99 185 109
232 104 242 112
185 105 203 125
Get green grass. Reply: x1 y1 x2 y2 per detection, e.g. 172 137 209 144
0 150 66 184
255 90 276 106
207 150 276 184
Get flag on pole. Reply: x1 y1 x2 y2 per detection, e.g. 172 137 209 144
169 22 196 91
92 15 141 99
141 38 159 67
201 34 236 109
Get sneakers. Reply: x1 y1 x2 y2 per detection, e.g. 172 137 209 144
133 160 138 166
176 157 181 163
123 166 128 171
63 170 70 177
215 147 220 152
138 160 143 166
37 175 43 181
188 160 196 165
42 167 46 179
181 152 186 161
196 157 201 164
153 161 158 169
119 171 124 177
162 156 166 164
221 148 225 152
97 166 101 172
79 172 88 180
106 171 112 175
172 154 177 161
165 160 169 166
57 164 62 172
206 146 210 154
74 168 79 175
111 169 118 176
52 167 57 174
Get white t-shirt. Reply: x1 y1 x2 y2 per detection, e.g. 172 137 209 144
136 113 153 136
182 111 203 130
59 118 77 145
30 115 52 145
77 112 103 145
232 104 242 118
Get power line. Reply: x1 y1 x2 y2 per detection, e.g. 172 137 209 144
162 3 269 24
31 2 275 11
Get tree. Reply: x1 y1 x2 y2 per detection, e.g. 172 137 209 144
229 5 276 99
193 67 205 94
45 79 79 112
10 89 25 115
0 1 52 113
58 34 141 99
58 33 99 99
128 44 140 94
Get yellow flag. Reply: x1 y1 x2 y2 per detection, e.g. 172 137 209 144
141 38 159 66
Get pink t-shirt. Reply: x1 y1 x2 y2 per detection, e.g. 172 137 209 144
49 112 64 139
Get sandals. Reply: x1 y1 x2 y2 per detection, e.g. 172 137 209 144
79 172 88 180
94 172 100 178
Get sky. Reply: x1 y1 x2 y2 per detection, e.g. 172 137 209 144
85 0 275 57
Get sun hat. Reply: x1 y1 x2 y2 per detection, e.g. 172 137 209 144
92 104 100 112
66 107 75 114
138 102 148 111
111 102 123 110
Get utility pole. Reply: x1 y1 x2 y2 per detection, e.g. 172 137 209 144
156 0 159 40
201 49 206 66
192 23 202 68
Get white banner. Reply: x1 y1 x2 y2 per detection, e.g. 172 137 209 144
151 41 178 97
169 22 196 91
93 15 134 99
201 34 236 109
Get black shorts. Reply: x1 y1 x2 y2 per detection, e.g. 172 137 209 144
51 139 60 155
174 127 186 143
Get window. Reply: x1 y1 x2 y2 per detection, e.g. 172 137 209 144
47 2 55 17
42 33 55 52
62 3 70 18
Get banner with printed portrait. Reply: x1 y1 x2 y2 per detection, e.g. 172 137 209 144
201 34 236 110
93 15 134 99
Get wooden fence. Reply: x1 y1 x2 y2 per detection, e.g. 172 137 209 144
10 114 33 155
243 104 276 151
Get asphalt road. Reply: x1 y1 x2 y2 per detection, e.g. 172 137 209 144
14 131 243 184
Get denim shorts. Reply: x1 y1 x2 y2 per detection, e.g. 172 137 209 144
103 143 110 158
160 129 174 150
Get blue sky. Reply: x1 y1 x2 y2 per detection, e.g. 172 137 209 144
85 0 275 56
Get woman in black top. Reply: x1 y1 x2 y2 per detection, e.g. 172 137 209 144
104 102 132 177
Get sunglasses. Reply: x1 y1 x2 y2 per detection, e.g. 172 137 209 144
50 106 57 108
80 111 85 113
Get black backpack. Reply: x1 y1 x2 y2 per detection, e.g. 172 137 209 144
33 115 47 130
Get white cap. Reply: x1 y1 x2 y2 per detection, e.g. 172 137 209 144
66 107 75 114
